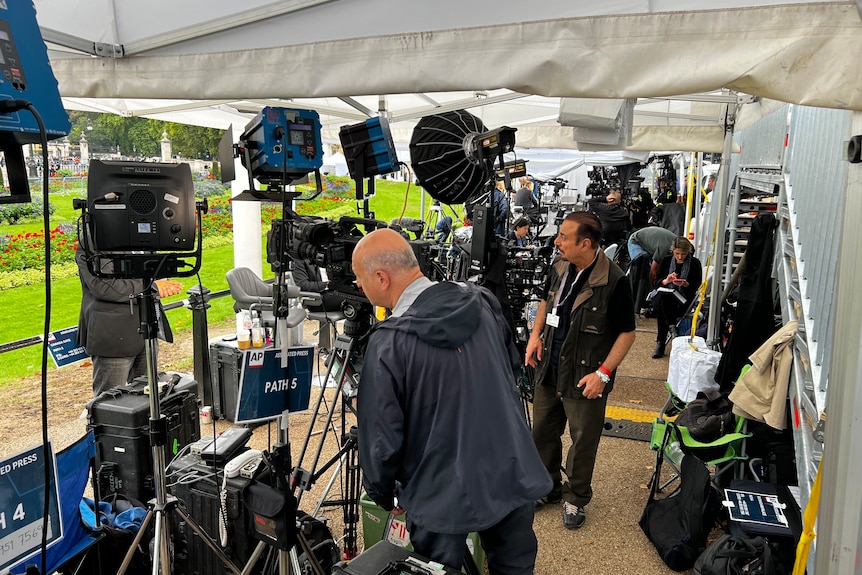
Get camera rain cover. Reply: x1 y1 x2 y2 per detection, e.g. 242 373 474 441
409 110 488 205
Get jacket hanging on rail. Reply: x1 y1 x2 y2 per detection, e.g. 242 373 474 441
729 319 797 430
715 213 779 391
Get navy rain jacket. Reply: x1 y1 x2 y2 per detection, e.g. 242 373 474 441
357 281 551 534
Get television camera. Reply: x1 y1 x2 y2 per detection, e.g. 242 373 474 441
266 211 435 333
504 245 554 331
585 166 621 199
266 213 380 336
534 177 568 194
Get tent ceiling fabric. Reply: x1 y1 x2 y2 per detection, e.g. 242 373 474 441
39 1 862 110
35 1 862 154
60 93 734 153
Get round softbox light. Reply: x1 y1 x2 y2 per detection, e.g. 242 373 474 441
409 110 489 205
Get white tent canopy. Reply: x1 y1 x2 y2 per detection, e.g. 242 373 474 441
35 1 862 153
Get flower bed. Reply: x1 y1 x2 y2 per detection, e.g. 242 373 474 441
0 224 78 271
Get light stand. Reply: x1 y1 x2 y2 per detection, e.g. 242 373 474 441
116 282 247 575
76 194 254 575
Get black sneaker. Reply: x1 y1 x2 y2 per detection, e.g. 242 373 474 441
562 502 586 529
534 493 562 509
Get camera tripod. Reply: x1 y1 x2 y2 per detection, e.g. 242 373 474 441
290 330 366 560
114 283 327 575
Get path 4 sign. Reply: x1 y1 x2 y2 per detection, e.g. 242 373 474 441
0 443 62 572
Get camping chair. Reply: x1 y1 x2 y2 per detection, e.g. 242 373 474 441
8 432 103 575
649 372 753 492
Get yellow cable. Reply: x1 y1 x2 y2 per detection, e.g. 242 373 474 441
688 208 721 349
793 458 823 575
685 152 696 238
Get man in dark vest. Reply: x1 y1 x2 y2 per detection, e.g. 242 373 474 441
526 211 637 529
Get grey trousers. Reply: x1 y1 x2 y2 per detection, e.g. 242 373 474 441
531 372 608 508
92 351 148 396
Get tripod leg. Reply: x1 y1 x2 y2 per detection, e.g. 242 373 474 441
342 439 361 559
294 531 327 575
152 508 169 575
240 542 268 575
312 451 346 517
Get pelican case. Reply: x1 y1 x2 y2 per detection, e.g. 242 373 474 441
208 338 243 422
170 456 262 575
87 373 201 502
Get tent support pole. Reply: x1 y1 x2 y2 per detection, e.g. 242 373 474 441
706 99 739 347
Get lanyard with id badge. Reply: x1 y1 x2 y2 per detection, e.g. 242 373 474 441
546 266 580 329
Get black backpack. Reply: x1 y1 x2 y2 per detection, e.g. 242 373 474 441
693 534 784 575
640 431 723 571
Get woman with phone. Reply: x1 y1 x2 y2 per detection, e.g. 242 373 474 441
652 237 702 358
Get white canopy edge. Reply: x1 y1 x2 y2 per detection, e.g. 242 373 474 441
486 126 737 153
49 3 862 112
62 96 737 153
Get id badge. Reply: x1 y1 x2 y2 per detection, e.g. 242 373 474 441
546 312 560 328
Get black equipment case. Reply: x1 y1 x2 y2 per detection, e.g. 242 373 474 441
208 338 244 422
170 457 263 575
87 373 201 502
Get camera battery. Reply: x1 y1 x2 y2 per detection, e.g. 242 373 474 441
209 338 243 421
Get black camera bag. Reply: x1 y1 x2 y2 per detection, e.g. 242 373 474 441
242 481 298 551
640 429 722 571
693 534 784 575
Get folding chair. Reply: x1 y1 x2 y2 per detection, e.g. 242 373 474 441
649 373 752 492
8 432 103 575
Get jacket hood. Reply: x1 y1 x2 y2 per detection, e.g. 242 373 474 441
377 282 482 349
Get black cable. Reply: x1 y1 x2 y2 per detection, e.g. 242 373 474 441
14 99 54 575
145 254 171 293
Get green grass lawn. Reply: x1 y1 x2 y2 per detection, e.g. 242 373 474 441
0 180 435 386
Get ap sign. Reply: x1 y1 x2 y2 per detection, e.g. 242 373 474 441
235 346 314 424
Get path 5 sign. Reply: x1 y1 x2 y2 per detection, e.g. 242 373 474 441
235 346 314 424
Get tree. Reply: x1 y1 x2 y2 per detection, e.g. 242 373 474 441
166 124 223 158
62 110 224 158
